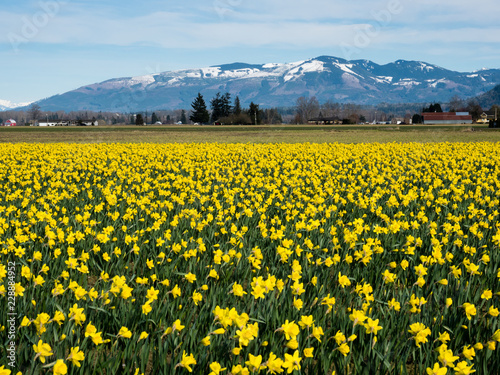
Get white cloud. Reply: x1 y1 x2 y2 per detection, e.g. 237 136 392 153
372 27 500 45
0 9 365 49
2 0 499 51
3 6 498 53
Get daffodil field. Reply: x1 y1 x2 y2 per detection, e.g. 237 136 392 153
1 142 500 375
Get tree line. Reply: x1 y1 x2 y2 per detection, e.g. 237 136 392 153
3 95 497 126
189 92 282 125
294 95 498 125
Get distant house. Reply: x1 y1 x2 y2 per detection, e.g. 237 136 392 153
4 119 17 126
391 117 413 125
477 110 498 124
422 112 472 124
307 116 342 125
36 119 98 127
76 120 98 126
37 120 70 127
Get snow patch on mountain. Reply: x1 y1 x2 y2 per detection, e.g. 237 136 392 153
283 60 324 82
394 79 421 87
298 60 326 73
419 63 435 72
186 71 202 78
220 68 262 79
201 67 221 78
129 75 156 86
333 63 361 78
0 99 33 111
373 76 393 84
262 63 281 69
429 78 449 88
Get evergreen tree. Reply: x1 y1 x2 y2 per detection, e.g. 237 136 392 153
211 92 232 123
423 103 443 113
233 96 242 115
135 114 144 125
432 103 443 112
190 93 210 124
248 102 261 125
222 93 231 117
211 93 223 123
151 112 159 124
180 110 187 124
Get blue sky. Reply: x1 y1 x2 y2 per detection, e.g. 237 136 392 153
2 0 500 103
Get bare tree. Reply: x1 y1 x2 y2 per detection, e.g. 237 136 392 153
295 96 319 124
321 100 341 118
342 103 361 124
28 103 41 121
466 99 483 121
448 95 466 112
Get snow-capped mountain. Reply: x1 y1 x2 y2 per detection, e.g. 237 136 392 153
29 56 500 111
0 99 33 111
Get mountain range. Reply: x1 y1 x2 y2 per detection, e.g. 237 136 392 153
0 99 33 111
11 56 500 112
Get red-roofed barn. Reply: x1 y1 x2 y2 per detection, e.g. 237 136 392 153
422 112 472 125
